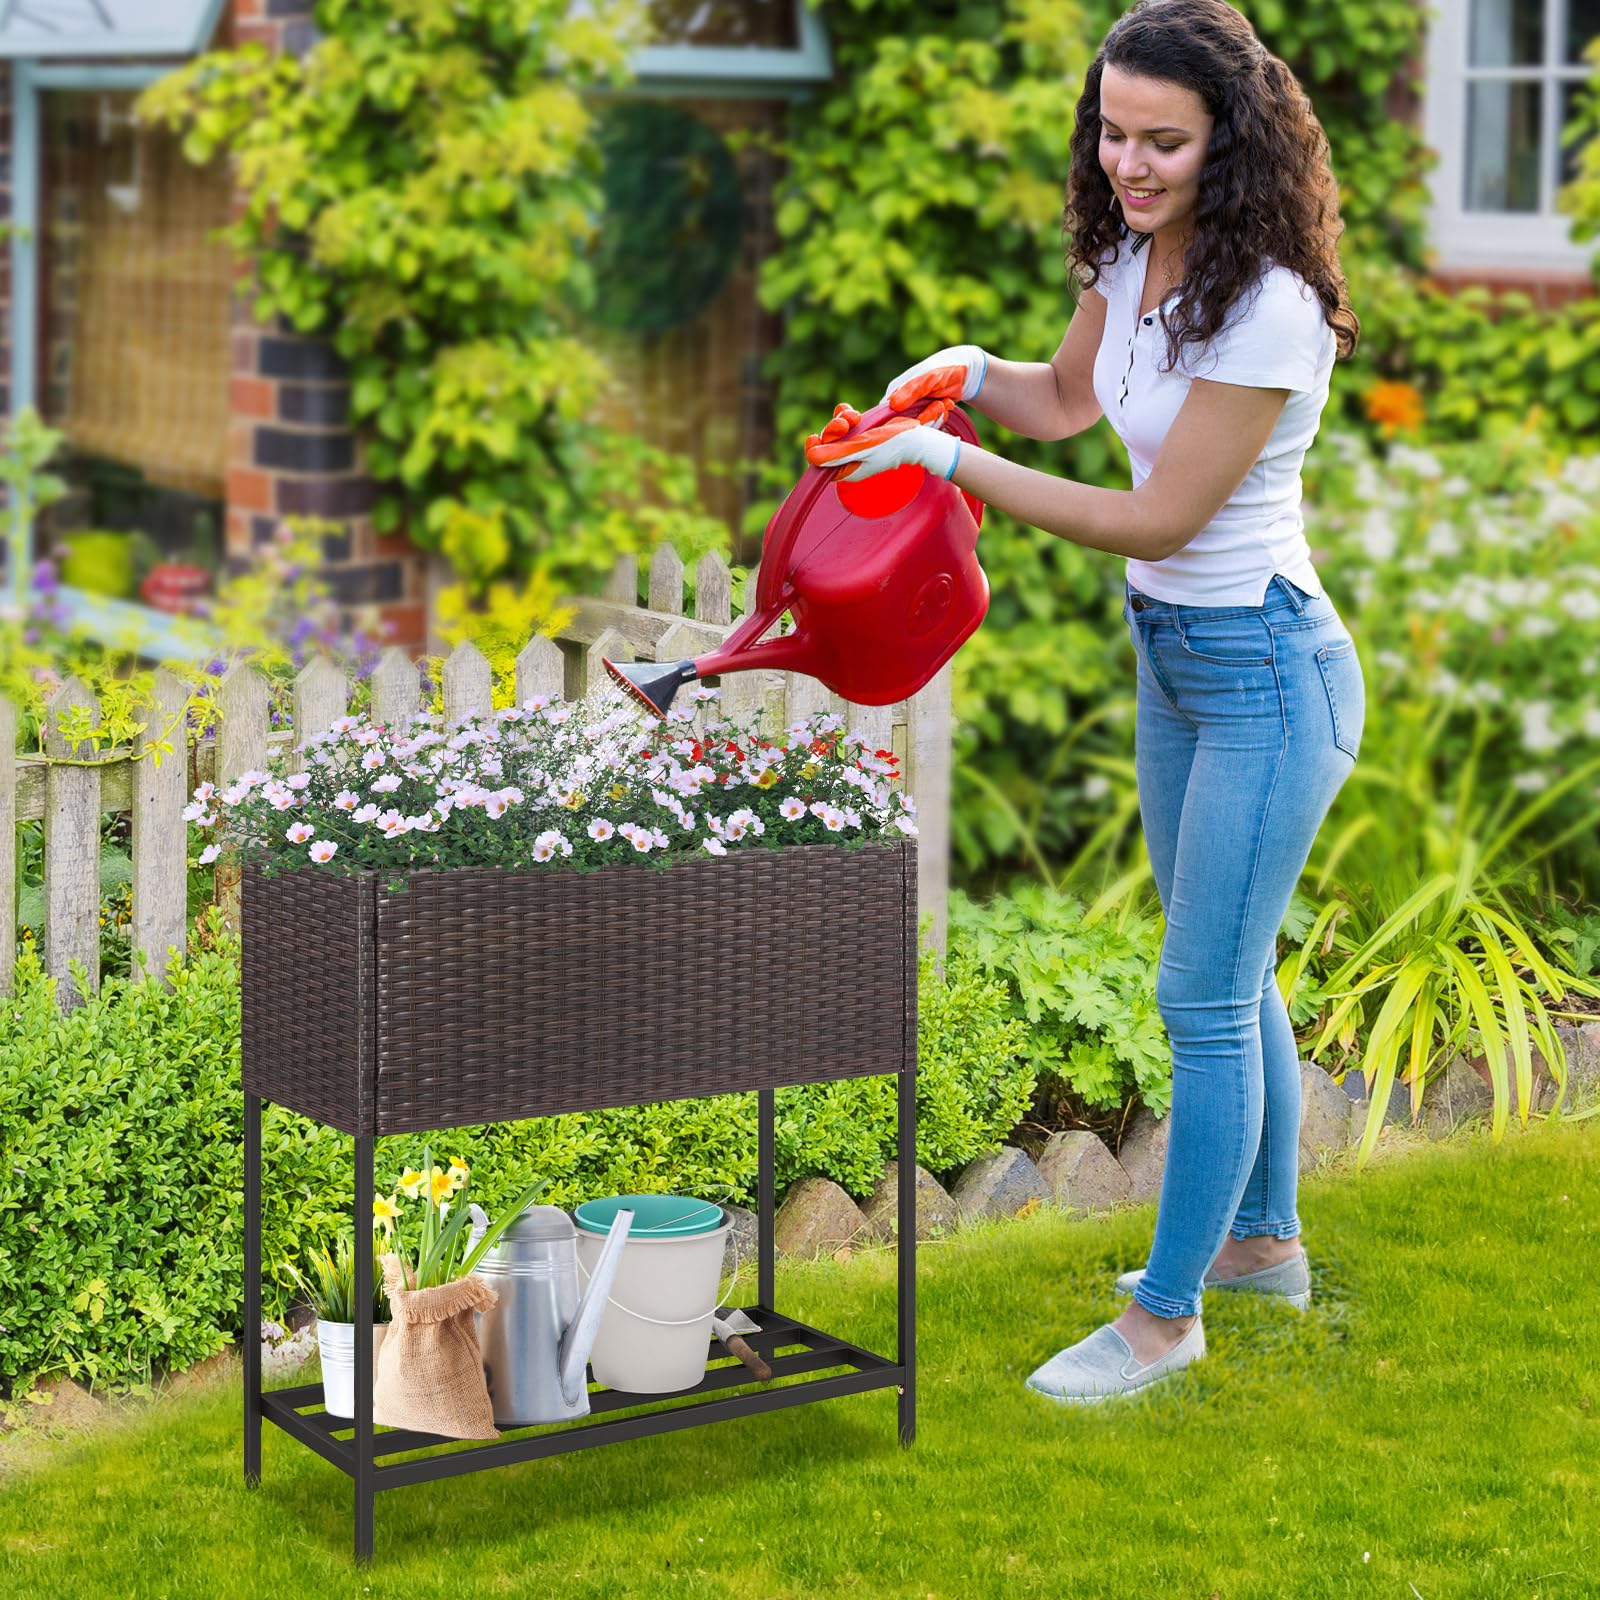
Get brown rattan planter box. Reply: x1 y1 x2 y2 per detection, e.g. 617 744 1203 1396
241 839 918 1135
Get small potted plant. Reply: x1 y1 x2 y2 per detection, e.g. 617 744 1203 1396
281 1233 392 1422
370 1151 550 1441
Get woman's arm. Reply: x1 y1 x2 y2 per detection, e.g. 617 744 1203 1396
965 291 1110 442
950 377 1290 562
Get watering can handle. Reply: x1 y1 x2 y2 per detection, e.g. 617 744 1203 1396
757 402 983 617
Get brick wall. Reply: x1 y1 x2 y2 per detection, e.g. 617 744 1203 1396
225 0 431 654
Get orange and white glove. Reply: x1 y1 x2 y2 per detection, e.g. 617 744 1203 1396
880 344 990 411
804 399 963 482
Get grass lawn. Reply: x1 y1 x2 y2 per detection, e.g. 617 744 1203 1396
2 1116 1596 1599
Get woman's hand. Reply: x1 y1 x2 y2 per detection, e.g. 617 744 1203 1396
881 345 990 410
804 399 962 481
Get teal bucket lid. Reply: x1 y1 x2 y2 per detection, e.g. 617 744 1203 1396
573 1193 725 1238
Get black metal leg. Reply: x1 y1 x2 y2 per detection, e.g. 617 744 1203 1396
354 1134 375 1565
758 1089 775 1312
244 1093 262 1486
897 1063 916 1447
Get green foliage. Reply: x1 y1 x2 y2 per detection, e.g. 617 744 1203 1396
947 882 1171 1115
134 0 729 596
281 1232 388 1324
0 909 1036 1394
0 915 245 1398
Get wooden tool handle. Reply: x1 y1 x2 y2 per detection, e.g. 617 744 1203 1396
725 1333 773 1382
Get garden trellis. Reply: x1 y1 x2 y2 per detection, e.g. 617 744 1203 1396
2 546 953 1008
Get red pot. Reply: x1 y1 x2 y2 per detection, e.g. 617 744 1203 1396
140 563 212 615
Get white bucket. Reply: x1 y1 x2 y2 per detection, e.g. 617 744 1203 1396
574 1219 734 1393
317 1319 388 1419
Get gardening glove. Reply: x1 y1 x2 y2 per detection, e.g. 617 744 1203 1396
804 399 963 482
880 344 990 411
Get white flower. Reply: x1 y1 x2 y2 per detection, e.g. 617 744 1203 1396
629 830 654 852
330 715 361 734
286 822 315 844
588 817 615 841
182 801 209 823
485 795 510 819
1511 771 1549 792
192 781 216 803
362 749 386 770
309 840 338 862
1083 774 1111 801
779 797 806 821
371 774 402 793
353 727 382 746
1562 591 1600 622
198 843 221 865
1519 701 1562 754
533 836 557 862
269 793 296 811
704 837 728 855
820 807 846 832
1582 707 1600 740
892 815 918 836
353 803 380 824
285 773 312 790
333 790 360 811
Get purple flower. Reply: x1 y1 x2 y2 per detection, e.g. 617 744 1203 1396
31 558 58 593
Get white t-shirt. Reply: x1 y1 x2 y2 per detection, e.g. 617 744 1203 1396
1089 232 1337 605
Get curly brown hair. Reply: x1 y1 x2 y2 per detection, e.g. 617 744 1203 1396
1063 0 1359 372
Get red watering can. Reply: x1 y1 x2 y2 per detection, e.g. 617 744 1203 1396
604 400 989 718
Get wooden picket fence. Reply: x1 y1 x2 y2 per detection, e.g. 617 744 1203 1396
2 546 952 1009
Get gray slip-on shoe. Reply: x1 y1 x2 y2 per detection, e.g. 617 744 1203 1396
1026 1316 1205 1405
1115 1246 1311 1311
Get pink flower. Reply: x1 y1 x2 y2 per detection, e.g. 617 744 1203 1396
309 840 338 863
286 822 314 844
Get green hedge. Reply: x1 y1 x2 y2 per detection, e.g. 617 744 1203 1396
0 916 1034 1397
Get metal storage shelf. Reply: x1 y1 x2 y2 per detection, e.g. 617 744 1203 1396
242 1081 916 1564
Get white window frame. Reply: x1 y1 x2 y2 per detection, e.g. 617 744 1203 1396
1421 0 1599 270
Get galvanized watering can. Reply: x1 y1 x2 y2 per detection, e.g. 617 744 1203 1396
466 1203 634 1426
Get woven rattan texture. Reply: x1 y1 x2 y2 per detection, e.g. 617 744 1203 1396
240 842 915 1135
241 865 376 1134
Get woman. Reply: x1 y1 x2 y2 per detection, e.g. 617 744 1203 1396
806 0 1365 1404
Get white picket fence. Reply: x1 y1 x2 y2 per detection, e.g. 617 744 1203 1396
2 547 952 1008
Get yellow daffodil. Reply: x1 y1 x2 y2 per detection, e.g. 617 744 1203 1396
754 768 779 789
801 761 820 779
429 1167 455 1206
448 1157 469 1179
564 789 585 810
397 1167 425 1199
609 783 627 801
372 1194 401 1235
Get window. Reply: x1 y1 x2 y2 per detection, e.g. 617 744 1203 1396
37 88 233 585
1422 0 1600 268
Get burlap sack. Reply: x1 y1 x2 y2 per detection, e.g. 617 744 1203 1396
372 1254 500 1441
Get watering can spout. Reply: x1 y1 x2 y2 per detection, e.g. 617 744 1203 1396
558 1208 634 1403
604 658 699 720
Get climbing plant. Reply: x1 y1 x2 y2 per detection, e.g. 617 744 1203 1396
136 0 729 597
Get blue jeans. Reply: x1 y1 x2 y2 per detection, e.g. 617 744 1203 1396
1122 572 1365 1319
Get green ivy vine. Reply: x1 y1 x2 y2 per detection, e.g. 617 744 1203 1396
135 0 729 597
